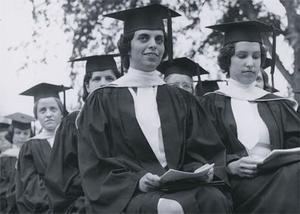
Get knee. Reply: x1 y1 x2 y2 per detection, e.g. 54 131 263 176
157 198 184 214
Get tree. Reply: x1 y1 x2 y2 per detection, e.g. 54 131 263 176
278 0 300 102
7 0 299 107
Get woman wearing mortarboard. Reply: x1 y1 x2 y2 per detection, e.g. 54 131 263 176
1 113 34 213
0 113 34 214
157 57 208 96
44 55 121 214
76 4 232 214
201 20 300 213
15 83 69 213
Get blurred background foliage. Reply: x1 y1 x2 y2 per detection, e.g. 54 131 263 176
7 0 300 107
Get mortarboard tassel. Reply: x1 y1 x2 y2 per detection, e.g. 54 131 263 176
270 25 277 92
167 10 173 62
61 85 67 116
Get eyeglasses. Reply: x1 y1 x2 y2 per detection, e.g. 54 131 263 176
168 82 193 91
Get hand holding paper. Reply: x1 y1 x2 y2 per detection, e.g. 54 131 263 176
160 163 215 183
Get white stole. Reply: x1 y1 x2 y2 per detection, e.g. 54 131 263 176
217 78 269 101
128 87 167 167
218 79 271 150
31 129 55 148
231 100 270 150
107 67 165 88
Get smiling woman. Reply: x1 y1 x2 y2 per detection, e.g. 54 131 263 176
129 30 165 72
76 4 231 214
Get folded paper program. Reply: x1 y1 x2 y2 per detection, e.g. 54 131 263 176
258 147 300 166
160 163 214 183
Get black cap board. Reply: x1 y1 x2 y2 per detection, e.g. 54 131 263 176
157 57 208 78
20 83 70 102
206 20 273 45
104 4 180 34
20 83 71 116
104 4 181 62
69 54 119 74
5 112 35 130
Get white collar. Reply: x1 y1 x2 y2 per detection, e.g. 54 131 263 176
107 67 165 87
216 78 269 101
31 129 54 139
0 144 20 158
31 129 55 147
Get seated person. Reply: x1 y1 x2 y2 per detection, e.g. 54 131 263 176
45 54 121 214
76 4 232 214
202 20 300 214
157 57 208 95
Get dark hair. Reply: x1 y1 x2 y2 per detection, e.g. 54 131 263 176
217 42 267 75
33 97 64 119
82 72 93 102
117 31 168 70
82 68 120 102
5 125 34 143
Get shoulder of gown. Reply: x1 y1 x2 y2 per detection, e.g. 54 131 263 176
45 110 85 213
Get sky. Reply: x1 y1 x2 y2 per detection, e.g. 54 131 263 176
0 0 294 116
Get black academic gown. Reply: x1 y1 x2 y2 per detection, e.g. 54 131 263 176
77 85 232 214
5 158 19 214
0 155 16 213
16 139 52 214
201 92 300 214
45 111 86 214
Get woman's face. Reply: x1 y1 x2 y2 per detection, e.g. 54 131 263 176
164 74 194 94
86 70 117 93
229 41 261 85
12 128 31 144
129 29 165 72
36 97 63 132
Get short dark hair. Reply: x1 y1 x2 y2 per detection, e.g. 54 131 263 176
5 125 34 143
82 68 120 102
117 31 168 70
217 42 267 76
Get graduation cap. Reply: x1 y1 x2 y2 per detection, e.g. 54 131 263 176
20 83 71 115
104 4 181 61
157 57 208 77
157 57 208 81
0 116 10 131
5 112 35 130
69 54 119 75
206 20 278 90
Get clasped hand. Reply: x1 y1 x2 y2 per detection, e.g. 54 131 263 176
227 156 263 178
139 173 161 192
